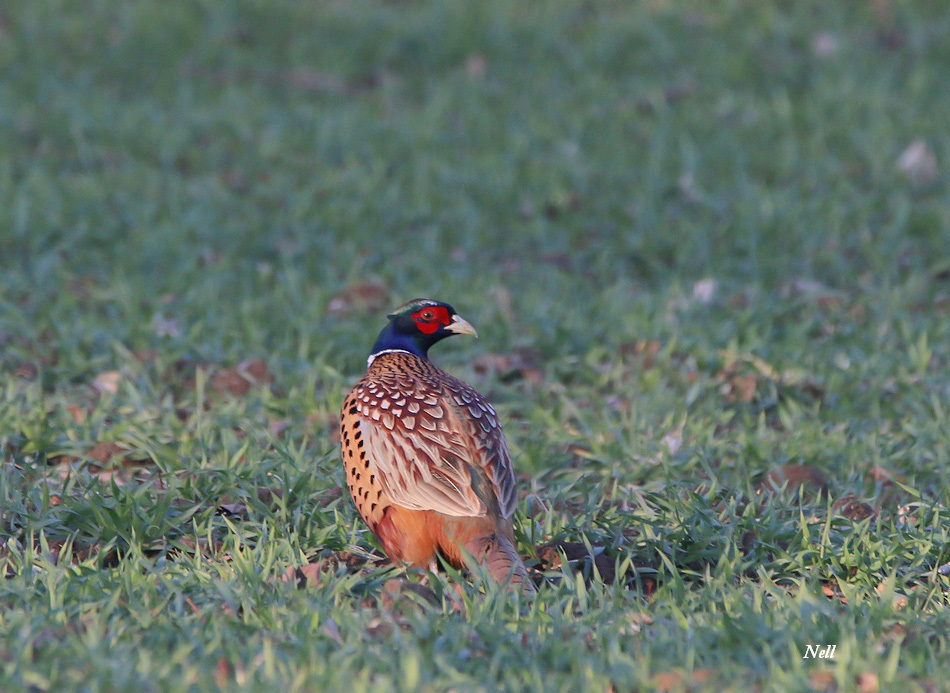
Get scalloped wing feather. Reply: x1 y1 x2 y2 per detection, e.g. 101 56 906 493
353 356 517 519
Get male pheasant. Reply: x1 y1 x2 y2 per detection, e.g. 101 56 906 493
340 298 531 589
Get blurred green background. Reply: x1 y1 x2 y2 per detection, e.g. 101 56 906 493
0 0 947 690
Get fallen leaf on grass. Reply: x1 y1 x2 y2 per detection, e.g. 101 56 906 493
464 53 486 77
536 541 596 569
282 551 384 588
661 429 682 456
874 581 908 609
14 362 38 381
152 314 182 338
715 354 782 404
380 578 439 609
176 535 225 556
833 496 876 521
88 441 130 465
92 370 121 395
620 340 661 369
810 671 837 692
896 140 938 186
214 659 234 688
268 419 290 438
66 405 86 424
211 358 273 397
326 281 389 317
216 503 248 520
652 671 684 692
719 372 757 403
896 502 941 526
365 618 393 638
855 672 879 693
472 347 545 384
535 541 624 585
781 279 849 312
822 582 846 603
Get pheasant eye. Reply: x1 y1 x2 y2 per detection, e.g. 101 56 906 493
420 310 435 320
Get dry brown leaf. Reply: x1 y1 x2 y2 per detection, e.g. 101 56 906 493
134 349 157 366
874 581 908 609
536 541 591 570
365 619 393 638
216 503 247 520
268 419 290 438
92 370 121 395
653 671 684 692
833 496 876 521
66 405 86 425
472 347 544 384
381 578 439 609
152 315 182 338
855 672 879 693
326 281 389 317
214 659 233 688
14 362 38 381
809 670 836 692
211 358 273 397
621 340 661 369
896 140 938 185
211 368 247 397
88 441 129 465
464 53 486 77
734 374 757 402
662 430 682 456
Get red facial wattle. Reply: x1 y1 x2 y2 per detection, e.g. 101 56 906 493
412 306 451 334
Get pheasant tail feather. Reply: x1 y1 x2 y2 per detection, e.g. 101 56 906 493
463 533 535 592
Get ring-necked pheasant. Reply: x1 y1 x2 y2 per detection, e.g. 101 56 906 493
340 298 532 589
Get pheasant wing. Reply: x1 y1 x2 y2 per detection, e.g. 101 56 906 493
356 375 517 518
442 376 518 518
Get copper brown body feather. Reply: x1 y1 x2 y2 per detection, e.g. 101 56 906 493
340 351 529 587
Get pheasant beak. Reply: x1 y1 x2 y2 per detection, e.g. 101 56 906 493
445 315 478 337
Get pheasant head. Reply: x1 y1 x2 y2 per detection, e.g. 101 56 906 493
368 298 477 364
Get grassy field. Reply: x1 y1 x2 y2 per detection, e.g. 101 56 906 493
1 0 948 690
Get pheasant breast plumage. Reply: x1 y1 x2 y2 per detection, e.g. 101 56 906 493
339 299 531 588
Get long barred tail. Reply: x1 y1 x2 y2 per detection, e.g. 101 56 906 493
464 533 535 593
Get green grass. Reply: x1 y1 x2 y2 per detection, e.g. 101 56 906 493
1 0 948 690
